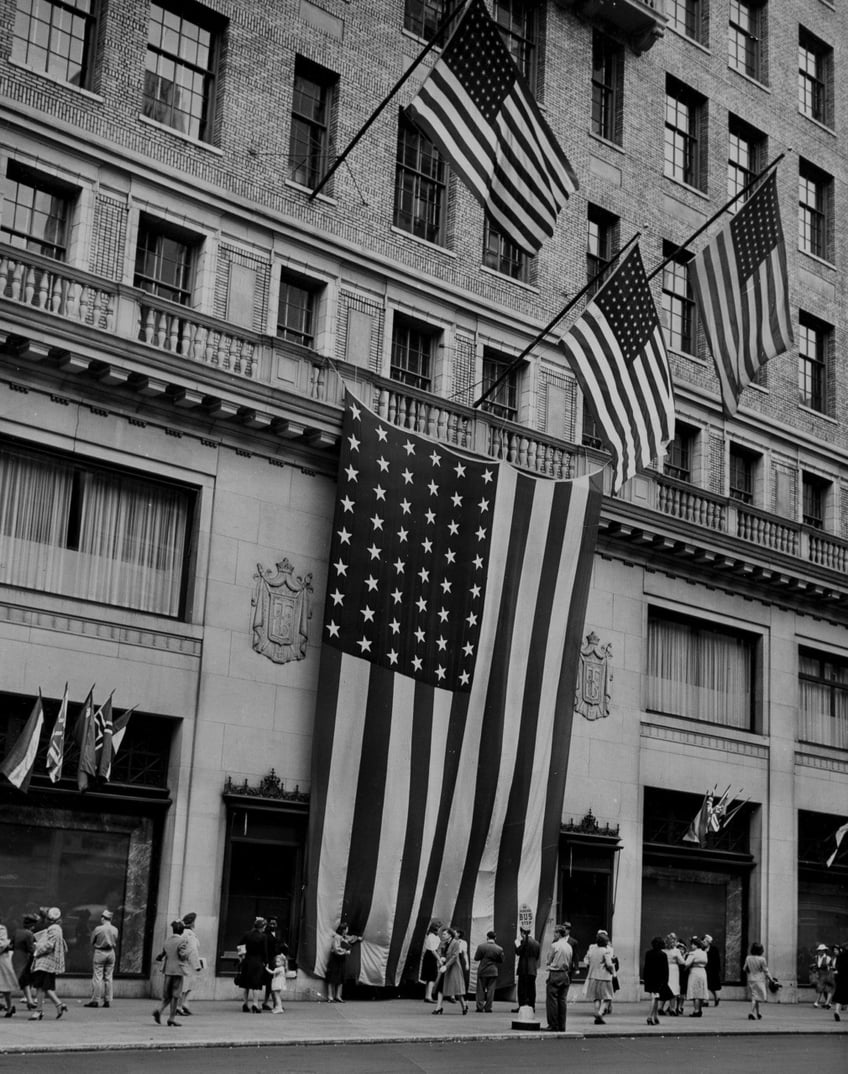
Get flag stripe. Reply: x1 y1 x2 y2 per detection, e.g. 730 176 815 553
46 683 68 783
0 695 44 792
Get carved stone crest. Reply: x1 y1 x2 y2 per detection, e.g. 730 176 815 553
251 558 313 664
574 631 613 721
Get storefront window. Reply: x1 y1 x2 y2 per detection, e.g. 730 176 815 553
797 809 848 984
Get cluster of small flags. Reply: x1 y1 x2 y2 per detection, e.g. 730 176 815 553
0 685 136 794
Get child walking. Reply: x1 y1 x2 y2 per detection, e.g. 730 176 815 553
269 954 287 1013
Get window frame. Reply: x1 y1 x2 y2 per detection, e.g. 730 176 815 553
494 0 541 96
727 115 765 206
0 162 75 261
586 204 618 295
133 215 199 307
591 31 624 146
276 269 322 350
390 314 438 392
663 424 696 483
801 472 829 530
666 0 706 44
480 347 521 423
798 650 848 749
289 56 338 192
798 27 833 127
403 0 444 39
729 445 758 505
664 77 706 191
394 113 448 247
11 0 99 90
661 243 696 355
482 214 530 282
728 0 765 83
798 159 832 262
798 311 829 413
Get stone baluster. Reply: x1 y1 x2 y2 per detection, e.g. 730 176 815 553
10 262 24 301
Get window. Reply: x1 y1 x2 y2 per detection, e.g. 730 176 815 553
481 349 520 422
581 399 604 450
729 445 757 504
798 312 829 413
277 271 322 349
802 472 828 530
134 217 196 305
799 28 833 127
591 32 623 145
666 0 705 44
0 163 73 260
483 214 529 282
289 57 337 191
728 1 765 82
11 0 97 88
665 78 706 190
647 610 756 729
404 0 444 39
664 424 695 482
727 116 765 205
0 440 193 617
799 651 848 749
661 244 696 354
391 316 437 391
394 114 447 245
586 204 618 294
798 160 831 261
142 2 221 142
495 0 540 94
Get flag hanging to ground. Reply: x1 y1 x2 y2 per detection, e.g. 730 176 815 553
0 691 44 792
406 0 578 255
561 244 674 492
690 170 793 417
46 682 69 783
299 392 603 988
826 821 848 867
75 686 97 792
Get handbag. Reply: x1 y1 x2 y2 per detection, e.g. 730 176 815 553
767 977 781 994
612 975 620 992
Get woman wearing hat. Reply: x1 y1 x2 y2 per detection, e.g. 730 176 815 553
236 917 272 1013
29 907 68 1020
811 943 835 1008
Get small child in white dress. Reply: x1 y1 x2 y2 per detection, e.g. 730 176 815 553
270 954 287 1013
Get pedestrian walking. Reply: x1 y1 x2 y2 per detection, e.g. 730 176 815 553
152 919 190 1027
177 912 204 1016
703 933 721 1006
831 943 847 1021
584 930 615 1025
473 930 504 1012
743 941 774 1021
542 924 572 1032
324 922 360 1004
642 936 669 1026
0 915 19 1017
420 922 442 1003
12 913 37 1010
84 909 119 1009
269 953 287 1013
261 916 285 1011
29 907 67 1020
431 927 468 1015
811 943 835 1008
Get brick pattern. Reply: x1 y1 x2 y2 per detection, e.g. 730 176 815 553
214 244 271 331
337 289 384 373
89 193 127 280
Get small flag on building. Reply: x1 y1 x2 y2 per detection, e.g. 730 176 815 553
0 691 45 793
826 821 848 868
560 244 675 492
690 170 793 416
46 682 69 783
95 693 115 781
102 706 136 782
75 686 97 792
406 0 578 255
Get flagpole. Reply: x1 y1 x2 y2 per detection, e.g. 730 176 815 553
646 152 785 282
308 0 467 201
471 231 642 410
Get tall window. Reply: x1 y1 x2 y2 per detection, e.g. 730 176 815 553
142 3 221 142
394 115 447 246
798 312 829 413
799 650 848 750
665 78 706 190
277 271 321 348
404 0 443 39
390 316 436 391
0 163 73 260
586 204 618 295
582 399 604 450
133 218 196 305
647 610 755 729
664 425 695 483
727 117 765 204
798 28 833 127
802 473 828 530
728 1 764 82
798 160 831 261
289 58 337 191
591 32 623 145
11 0 98 88
0 441 192 617
495 0 540 93
481 349 520 422
666 0 705 43
483 215 529 282
729 445 756 504
661 244 696 354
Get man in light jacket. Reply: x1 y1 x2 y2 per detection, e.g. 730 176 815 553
84 910 119 1009
152 920 190 1027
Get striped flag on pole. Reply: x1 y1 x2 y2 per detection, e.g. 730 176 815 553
0 692 45 792
74 686 97 792
46 682 69 783
298 392 602 987
561 244 675 492
690 171 793 416
406 0 578 255
103 706 136 782
95 693 115 781
826 821 848 868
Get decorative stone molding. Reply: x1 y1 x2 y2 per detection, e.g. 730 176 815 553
562 809 620 839
574 631 613 720
251 558 313 663
641 721 769 760
223 769 309 803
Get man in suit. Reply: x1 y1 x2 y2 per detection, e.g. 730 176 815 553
152 920 190 1027
512 926 542 1013
473 930 504 1012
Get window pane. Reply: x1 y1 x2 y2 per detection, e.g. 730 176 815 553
12 0 95 87
143 3 217 141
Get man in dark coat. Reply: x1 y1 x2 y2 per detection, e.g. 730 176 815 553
474 930 504 1012
512 926 542 1012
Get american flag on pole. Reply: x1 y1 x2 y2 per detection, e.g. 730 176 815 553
561 244 675 492
406 0 578 255
691 170 793 416
299 392 602 987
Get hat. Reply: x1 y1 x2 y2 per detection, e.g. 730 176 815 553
703 934 713 944
22 913 38 925
101 910 113 920
46 907 61 922
182 912 197 925
254 916 266 929
817 943 829 951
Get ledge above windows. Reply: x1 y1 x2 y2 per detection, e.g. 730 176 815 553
555 0 668 54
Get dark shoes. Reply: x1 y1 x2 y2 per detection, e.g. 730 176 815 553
167 1019 181 1027
56 1005 68 1019
102 1002 111 1008
594 1016 605 1025
84 1002 99 1009
153 1010 161 1024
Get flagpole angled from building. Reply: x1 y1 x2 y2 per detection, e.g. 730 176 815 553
308 0 467 201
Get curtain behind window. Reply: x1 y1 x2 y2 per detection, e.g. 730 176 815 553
0 449 73 592
799 654 848 749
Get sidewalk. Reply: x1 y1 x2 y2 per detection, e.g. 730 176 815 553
0 997 845 1053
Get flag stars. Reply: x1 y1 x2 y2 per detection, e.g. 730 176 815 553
436 636 447 651
345 465 358 483
473 555 484 569
387 649 398 665
445 549 456 564
422 538 433 553
448 520 459 535
430 451 442 467
400 499 412 515
482 469 493 484
435 666 446 681
451 492 463 507
428 480 439 496
347 434 360 452
438 607 449 622
341 496 355 513
463 641 474 657
335 559 348 576
350 403 361 421
326 621 340 638
361 606 375 623
394 558 405 573
357 637 372 653
440 579 452 594
398 527 408 542
371 514 384 531
403 440 416 456
367 544 382 560
476 526 487 541
414 626 426 644
454 462 466 478
374 485 386 501
376 425 388 441
470 584 481 599
391 589 403 605
416 596 427 613
330 589 344 606
478 497 490 512
402 469 414 485
411 656 423 672
377 457 390 472
365 576 379 592
459 670 470 686
425 509 436 525
466 612 478 627
389 618 401 634
418 567 430 583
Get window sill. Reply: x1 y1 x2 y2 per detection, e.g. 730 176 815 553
7 57 105 101
666 346 707 366
479 264 539 294
642 710 764 743
284 179 337 205
588 131 625 156
138 114 223 155
798 111 836 137
390 225 456 258
798 248 836 272
799 403 838 425
727 66 771 94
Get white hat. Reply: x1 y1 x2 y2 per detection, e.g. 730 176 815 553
46 907 61 922
816 943 829 951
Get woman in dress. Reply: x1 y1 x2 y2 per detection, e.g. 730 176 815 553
584 929 615 1025
0 913 20 1016
703 934 721 1007
325 922 360 1003
420 922 441 1003
432 927 468 1015
660 933 685 1016
684 936 708 1017
29 907 67 1020
237 916 271 1013
12 914 37 1010
831 943 847 1021
743 941 773 1020
643 935 669 1026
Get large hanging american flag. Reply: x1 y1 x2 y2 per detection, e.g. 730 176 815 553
561 244 675 492
406 0 578 256
690 170 793 417
299 393 602 987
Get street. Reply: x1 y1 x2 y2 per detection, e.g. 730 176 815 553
7 1037 846 1074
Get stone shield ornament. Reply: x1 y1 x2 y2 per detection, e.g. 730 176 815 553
574 631 612 721
251 558 313 663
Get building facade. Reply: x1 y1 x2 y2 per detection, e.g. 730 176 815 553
0 0 846 1001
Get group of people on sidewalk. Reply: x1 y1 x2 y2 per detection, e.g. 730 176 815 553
0 907 69 1020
